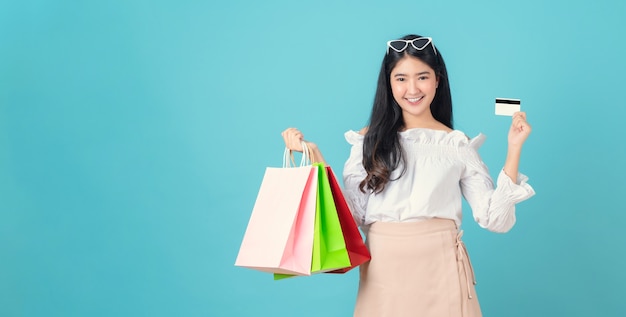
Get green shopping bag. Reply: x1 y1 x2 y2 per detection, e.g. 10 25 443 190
274 163 351 280
310 162 351 272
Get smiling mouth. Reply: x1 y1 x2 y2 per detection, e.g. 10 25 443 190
406 97 424 103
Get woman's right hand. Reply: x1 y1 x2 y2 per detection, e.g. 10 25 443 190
281 128 326 164
281 127 307 152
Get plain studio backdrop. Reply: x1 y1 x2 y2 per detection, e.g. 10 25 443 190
1 0 625 316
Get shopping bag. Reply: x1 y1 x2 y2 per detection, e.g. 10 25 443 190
274 163 352 280
235 145 318 276
325 166 371 273
310 162 351 272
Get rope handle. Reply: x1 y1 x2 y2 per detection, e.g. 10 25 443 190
282 141 313 167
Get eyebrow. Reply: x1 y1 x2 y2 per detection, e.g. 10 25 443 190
393 71 432 77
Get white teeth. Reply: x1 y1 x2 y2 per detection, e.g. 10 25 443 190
407 97 423 102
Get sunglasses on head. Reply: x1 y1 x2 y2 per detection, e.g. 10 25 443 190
386 37 437 55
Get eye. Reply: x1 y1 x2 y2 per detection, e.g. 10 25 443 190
418 75 429 80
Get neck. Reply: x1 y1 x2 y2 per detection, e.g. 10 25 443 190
402 113 439 130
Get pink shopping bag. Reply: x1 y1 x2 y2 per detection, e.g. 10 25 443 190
235 147 318 276
274 163 353 280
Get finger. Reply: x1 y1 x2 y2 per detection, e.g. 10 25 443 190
512 111 525 122
288 128 304 141
516 120 531 134
513 113 528 126
515 111 526 117
286 130 304 151
282 128 296 141
282 128 298 151
283 128 300 137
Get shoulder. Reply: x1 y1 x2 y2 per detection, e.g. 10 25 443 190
433 122 453 133
345 128 367 145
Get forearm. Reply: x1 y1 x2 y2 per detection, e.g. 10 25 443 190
502 145 522 183
306 142 327 165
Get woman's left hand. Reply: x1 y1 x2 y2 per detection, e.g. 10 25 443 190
508 111 532 148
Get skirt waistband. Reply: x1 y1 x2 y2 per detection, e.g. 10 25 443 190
368 218 457 236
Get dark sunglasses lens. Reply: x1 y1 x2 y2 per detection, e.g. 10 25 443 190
389 41 407 51
412 38 430 49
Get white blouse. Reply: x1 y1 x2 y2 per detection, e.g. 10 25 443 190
342 128 535 233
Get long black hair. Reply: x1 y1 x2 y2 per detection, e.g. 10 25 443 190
360 34 453 194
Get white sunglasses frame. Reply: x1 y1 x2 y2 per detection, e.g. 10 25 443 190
386 37 438 55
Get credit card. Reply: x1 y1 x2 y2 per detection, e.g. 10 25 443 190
495 98 521 116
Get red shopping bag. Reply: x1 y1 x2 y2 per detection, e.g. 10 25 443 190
325 166 371 273
235 161 318 275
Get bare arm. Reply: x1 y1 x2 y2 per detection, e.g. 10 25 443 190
502 112 531 183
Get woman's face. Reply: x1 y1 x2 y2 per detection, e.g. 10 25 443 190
389 55 439 124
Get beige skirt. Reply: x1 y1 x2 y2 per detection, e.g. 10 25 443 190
354 219 482 317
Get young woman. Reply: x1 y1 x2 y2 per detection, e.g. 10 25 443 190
282 34 535 317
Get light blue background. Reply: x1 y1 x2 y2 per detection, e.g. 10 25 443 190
2 0 625 316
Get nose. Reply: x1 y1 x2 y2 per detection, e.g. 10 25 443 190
407 79 420 94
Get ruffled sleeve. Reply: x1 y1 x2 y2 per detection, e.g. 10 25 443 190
460 134 536 233
342 130 370 226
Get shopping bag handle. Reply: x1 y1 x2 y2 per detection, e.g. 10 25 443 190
283 142 311 167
